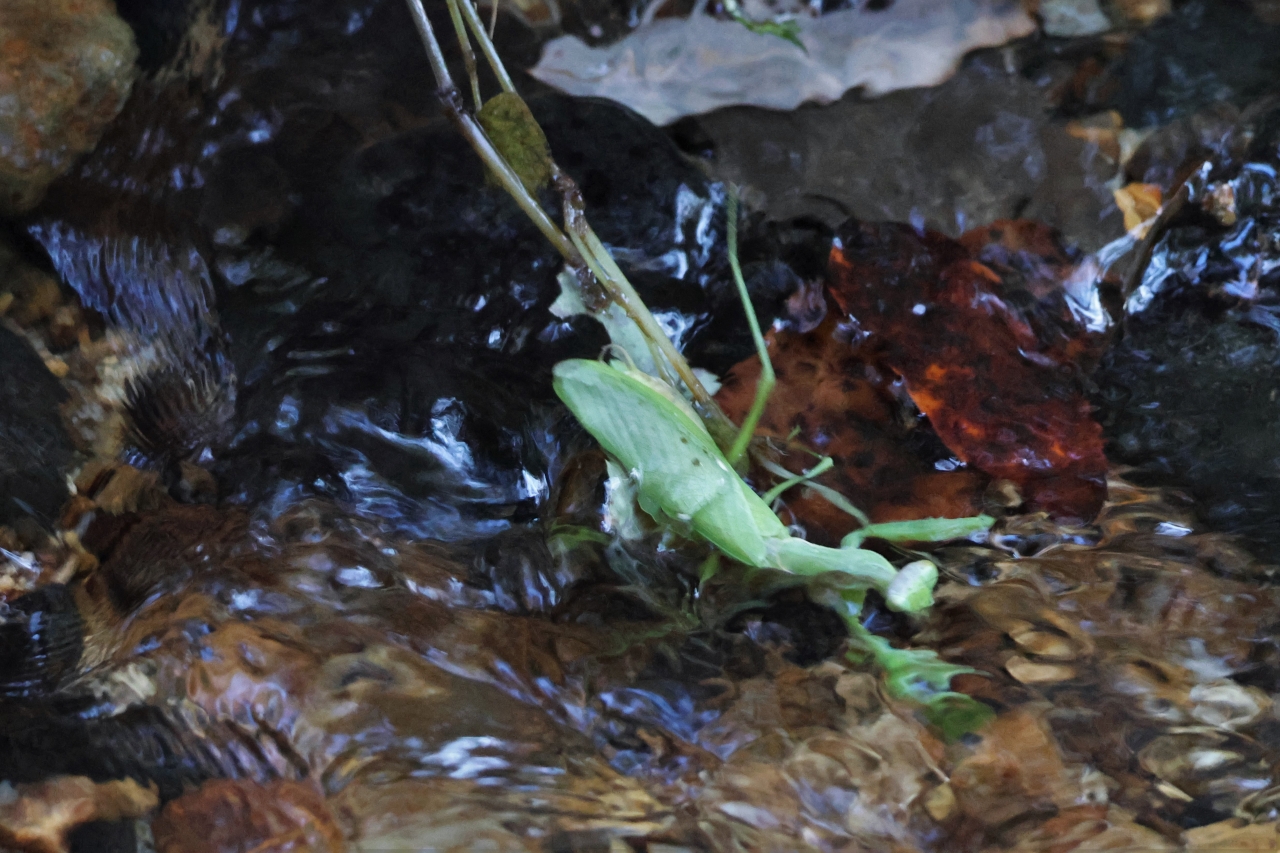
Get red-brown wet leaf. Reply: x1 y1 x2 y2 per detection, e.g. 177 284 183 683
828 220 1107 520
959 218 1113 369
716 310 987 546
152 779 343 853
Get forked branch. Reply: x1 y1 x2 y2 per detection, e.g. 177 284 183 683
402 0 734 440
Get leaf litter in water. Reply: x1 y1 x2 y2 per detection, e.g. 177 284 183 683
717 217 1110 540
715 309 989 546
0 777 157 853
152 780 342 853
920 476 1280 835
828 220 1110 522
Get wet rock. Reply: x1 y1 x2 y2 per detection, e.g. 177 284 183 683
0 583 84 698
29 0 759 540
0 324 73 526
1106 0 1280 129
1097 302 1280 552
1122 100 1252 192
0 0 138 214
691 50 1125 252
33 501 679 846
1093 104 1280 555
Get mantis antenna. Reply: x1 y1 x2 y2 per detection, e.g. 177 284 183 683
725 188 776 466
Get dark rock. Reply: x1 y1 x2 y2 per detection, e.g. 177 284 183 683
30 0 784 540
0 0 138 214
1108 0 1280 129
0 583 83 697
0 325 72 525
691 49 1125 252
68 819 138 853
1092 104 1280 555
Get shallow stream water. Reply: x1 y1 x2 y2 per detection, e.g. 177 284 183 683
4 0 1280 851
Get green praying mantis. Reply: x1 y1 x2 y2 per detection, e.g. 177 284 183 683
552 193 995 737
398 0 992 736
552 192 991 610
553 356 953 613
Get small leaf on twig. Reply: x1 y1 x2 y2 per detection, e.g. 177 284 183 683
478 92 553 193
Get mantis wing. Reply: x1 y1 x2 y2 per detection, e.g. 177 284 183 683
684 477 786 566
555 358 782 566
553 359 944 599
553 358 749 529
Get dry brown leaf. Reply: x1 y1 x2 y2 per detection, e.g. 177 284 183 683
1001 805 1177 852
1138 731 1269 801
74 462 169 516
715 311 987 545
1188 681 1271 730
1113 182 1163 235
1112 0 1172 24
950 708 1083 826
1008 625 1081 661
1066 111 1125 165
1006 655 1077 684
530 0 1034 124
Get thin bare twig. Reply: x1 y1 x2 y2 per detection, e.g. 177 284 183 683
405 0 456 89
403 0 735 441
556 170 732 432
406 0 580 260
445 0 484 107
450 0 517 93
